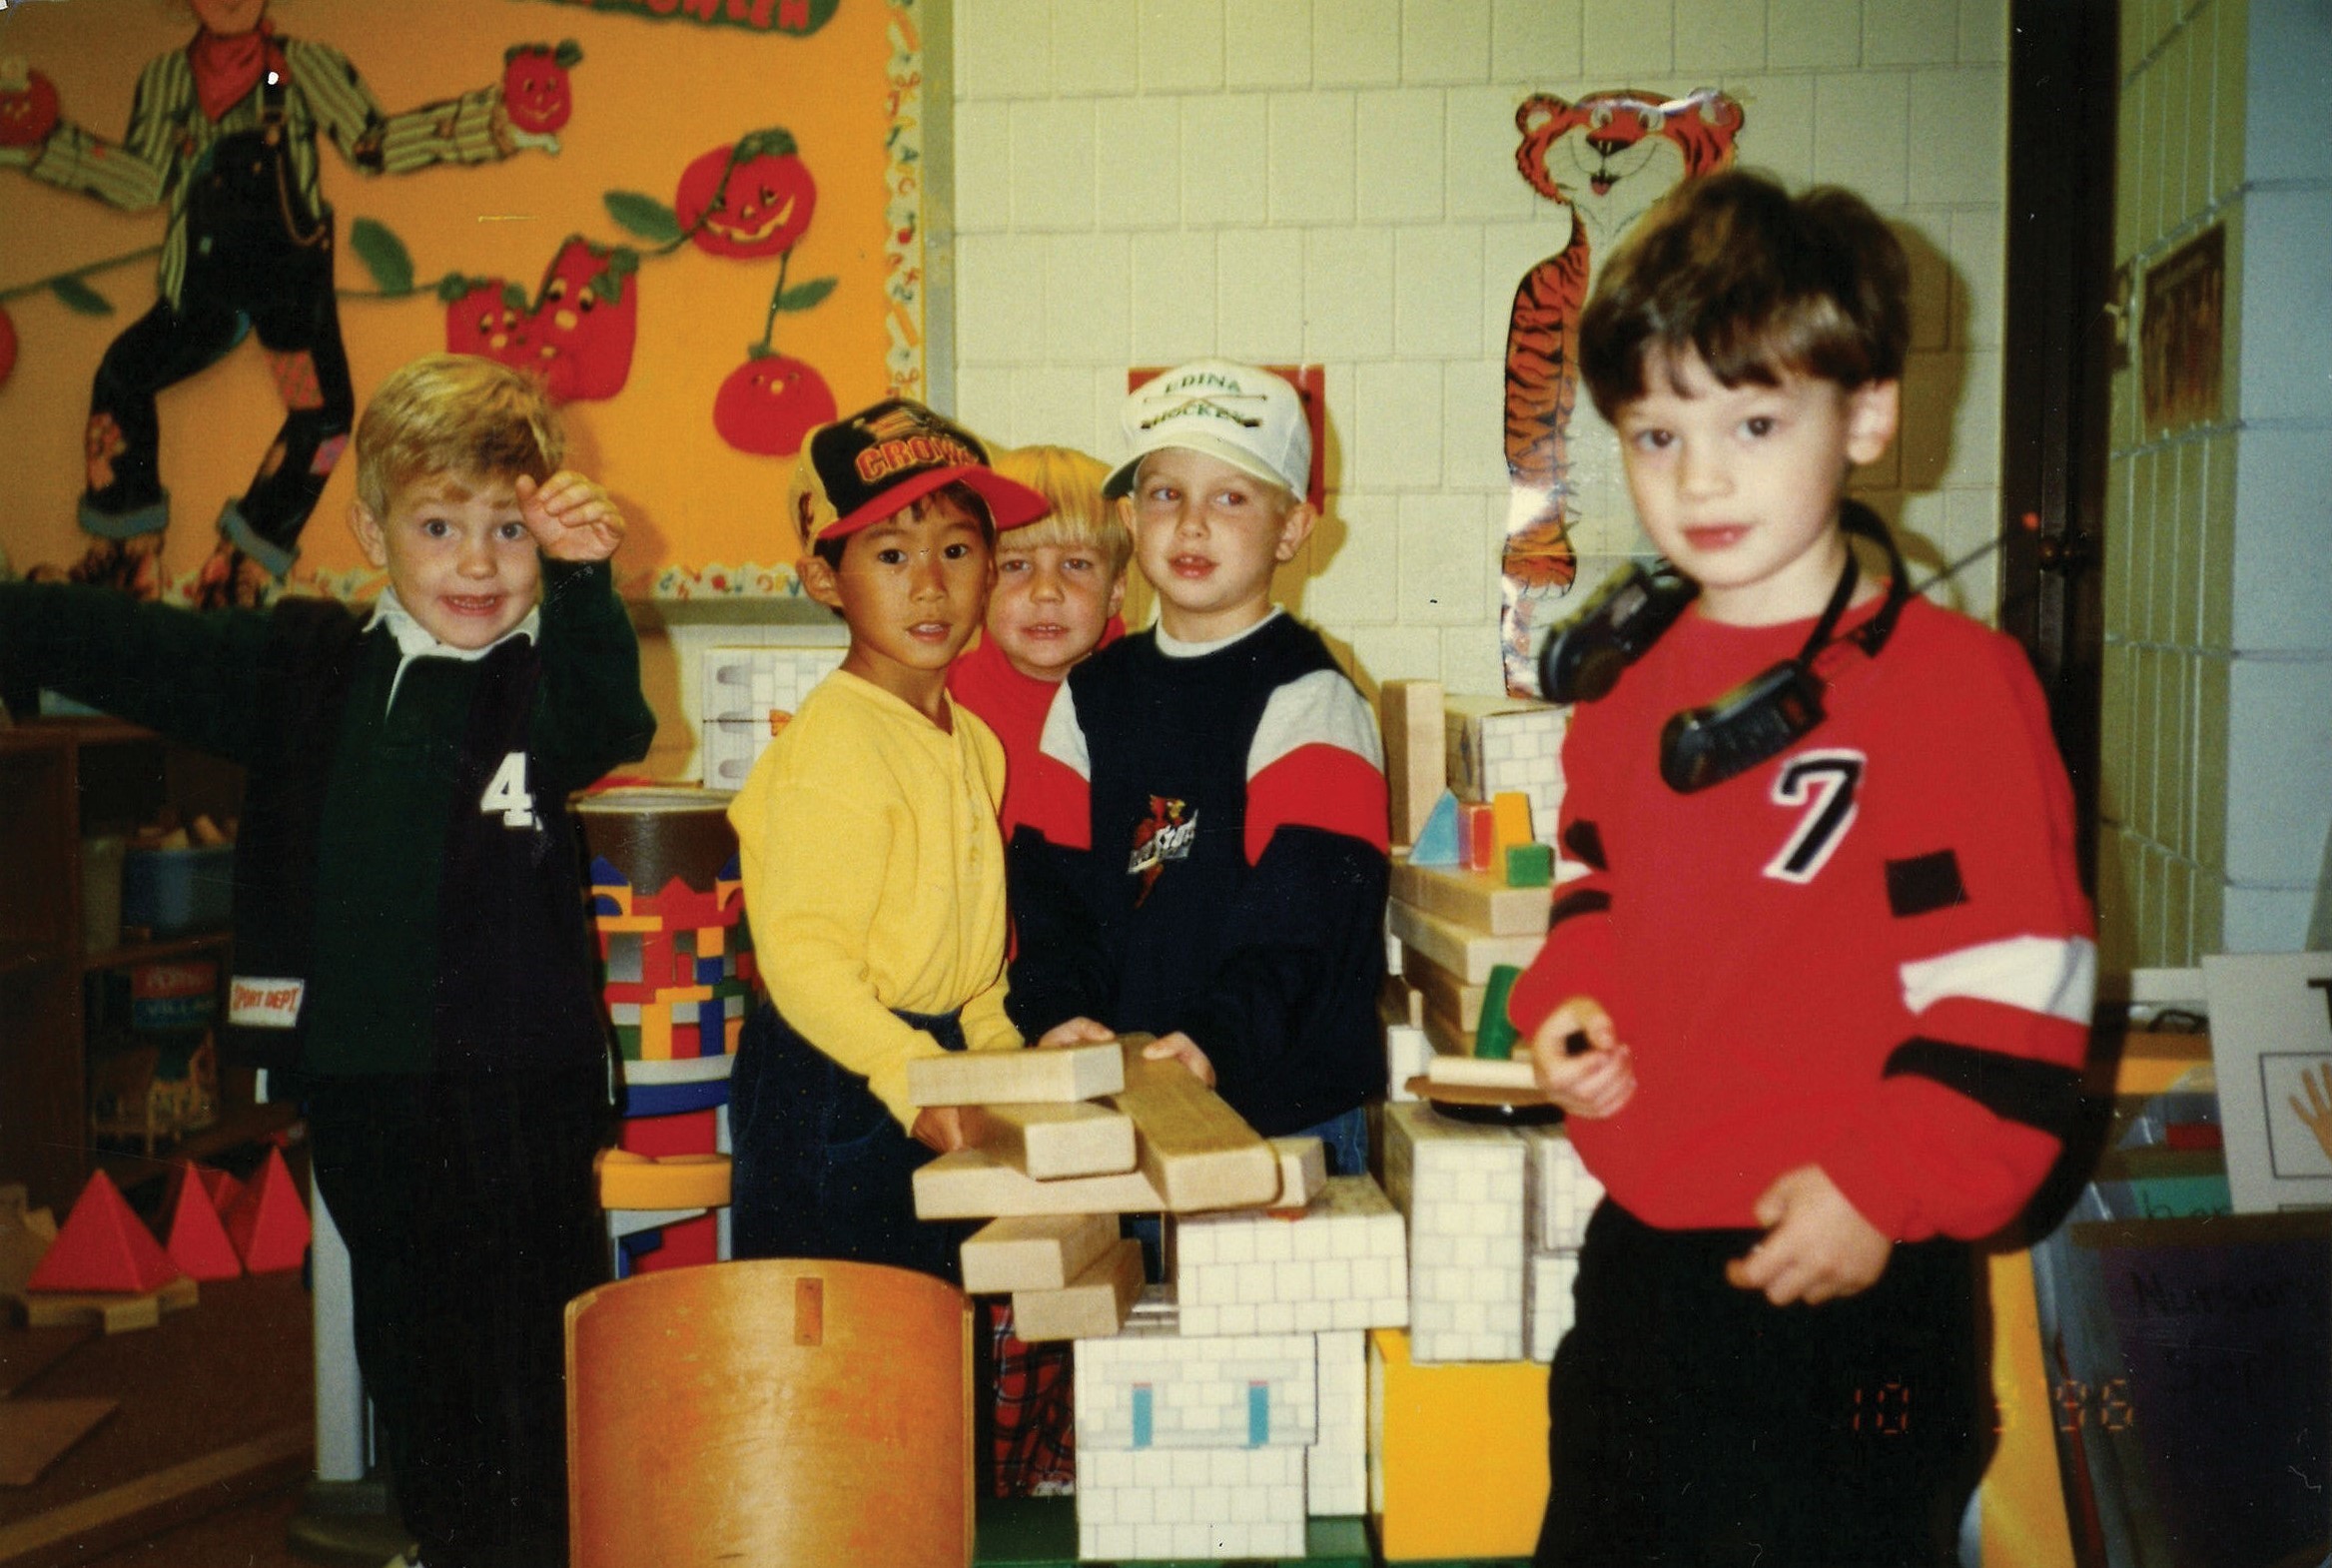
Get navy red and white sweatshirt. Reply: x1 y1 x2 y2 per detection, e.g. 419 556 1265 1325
1007 610 1391 1135
1507 594 2094 1242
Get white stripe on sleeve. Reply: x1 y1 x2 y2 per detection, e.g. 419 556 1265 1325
1900 935 2097 1024
1247 668 1384 779
1037 681 1091 781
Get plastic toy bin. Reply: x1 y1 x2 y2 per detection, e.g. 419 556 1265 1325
121 844 235 937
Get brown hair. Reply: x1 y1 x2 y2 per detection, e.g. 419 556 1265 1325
992 445 1132 579
1579 169 1911 419
354 354 562 516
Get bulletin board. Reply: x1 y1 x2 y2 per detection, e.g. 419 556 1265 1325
0 0 931 601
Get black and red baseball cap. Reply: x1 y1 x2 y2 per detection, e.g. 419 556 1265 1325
787 399 1050 548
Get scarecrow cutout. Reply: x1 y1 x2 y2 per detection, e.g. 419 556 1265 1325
1500 88 1742 695
0 0 576 606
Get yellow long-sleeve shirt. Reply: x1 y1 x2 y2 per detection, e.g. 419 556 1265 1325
729 669 1022 1128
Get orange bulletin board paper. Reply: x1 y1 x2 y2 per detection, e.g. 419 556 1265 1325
0 0 926 601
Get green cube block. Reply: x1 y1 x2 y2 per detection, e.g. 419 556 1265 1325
1505 842 1554 888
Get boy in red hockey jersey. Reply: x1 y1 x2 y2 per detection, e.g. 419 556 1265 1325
1510 172 2094 1566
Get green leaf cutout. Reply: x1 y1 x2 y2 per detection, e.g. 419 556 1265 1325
775 277 837 313
603 192 682 245
349 219 415 296
49 276 113 316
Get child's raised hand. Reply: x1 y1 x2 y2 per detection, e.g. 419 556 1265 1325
1724 1164 1892 1306
1036 1017 1118 1050
1142 1031 1215 1089
517 470 624 562
911 1106 973 1155
1524 995 1635 1119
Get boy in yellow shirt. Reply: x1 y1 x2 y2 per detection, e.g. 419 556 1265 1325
726 399 1107 1278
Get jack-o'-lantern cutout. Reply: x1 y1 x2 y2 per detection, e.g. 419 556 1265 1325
0 60 60 149
501 41 580 137
444 236 636 403
713 352 835 457
676 131 817 260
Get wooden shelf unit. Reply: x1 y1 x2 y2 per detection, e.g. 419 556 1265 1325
0 718 246 1210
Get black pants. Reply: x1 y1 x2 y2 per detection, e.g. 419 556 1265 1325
307 1068 609 1568
1536 1199 1989 1568
82 134 354 575
728 999 972 1283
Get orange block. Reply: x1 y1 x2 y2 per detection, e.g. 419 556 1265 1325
25 1171 181 1296
225 1148 311 1273
1369 1328 1549 1560
164 1162 242 1282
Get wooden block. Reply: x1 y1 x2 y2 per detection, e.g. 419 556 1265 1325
1390 859 1552 938
1010 1238 1145 1341
913 1148 1165 1219
1380 973 1425 1028
1107 1040 1278 1212
965 1102 1137 1179
1425 1056 1539 1091
1421 1008 1472 1061
960 1212 1121 1295
1269 1137 1328 1208
1390 900 1545 986
1403 947 1487 1032
595 1152 732 1211
18 1274 198 1334
906 1042 1125 1108
1380 680 1446 847
1490 791 1534 851
0 1397 118 1485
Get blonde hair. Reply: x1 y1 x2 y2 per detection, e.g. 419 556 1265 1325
354 355 563 516
993 445 1132 579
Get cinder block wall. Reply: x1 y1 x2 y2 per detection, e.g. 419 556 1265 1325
2099 0 2332 964
945 0 2013 696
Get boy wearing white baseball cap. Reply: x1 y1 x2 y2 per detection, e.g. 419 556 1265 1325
1007 362 1391 1173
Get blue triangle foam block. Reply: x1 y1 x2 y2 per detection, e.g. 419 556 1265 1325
1410 791 1463 867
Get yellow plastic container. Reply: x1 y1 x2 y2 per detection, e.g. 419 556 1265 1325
1368 1327 1550 1560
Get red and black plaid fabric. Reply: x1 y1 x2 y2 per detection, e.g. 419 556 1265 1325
981 1300 1076 1496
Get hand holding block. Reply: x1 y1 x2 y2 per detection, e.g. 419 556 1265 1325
960 1211 1120 1294
1010 1237 1145 1341
964 1101 1137 1179
906 1040 1125 1108
1108 1040 1278 1212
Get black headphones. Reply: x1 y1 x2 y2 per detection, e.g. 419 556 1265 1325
1539 501 1912 794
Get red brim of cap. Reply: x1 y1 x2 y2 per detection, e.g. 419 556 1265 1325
823 466 1053 541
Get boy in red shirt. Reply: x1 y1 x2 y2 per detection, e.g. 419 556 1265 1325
1512 172 2093 1566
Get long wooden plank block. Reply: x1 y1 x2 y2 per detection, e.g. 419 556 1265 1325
1380 679 1446 847
0 1422 311 1568
1106 1041 1278 1212
906 1042 1125 1108
1425 1055 1539 1091
913 1148 1165 1219
1269 1137 1328 1208
1010 1238 1145 1342
1389 859 1551 938
1421 1007 1472 1061
960 1212 1121 1295
1403 947 1487 1032
1389 900 1545 985
965 1101 1138 1179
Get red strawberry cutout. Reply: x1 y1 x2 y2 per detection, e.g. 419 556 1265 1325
501 40 581 137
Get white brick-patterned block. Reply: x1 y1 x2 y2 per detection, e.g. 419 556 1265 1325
1172 1176 1408 1337
1523 1127 1605 1254
1076 1444 1307 1561
1385 1021 1430 1103
1380 1102 1526 1363
1076 1318 1317 1451
698 646 845 788
1307 1329 1366 1517
1527 1252 1580 1363
1441 695 1570 845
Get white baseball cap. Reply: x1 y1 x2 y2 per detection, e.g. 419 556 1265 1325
1102 360 1311 502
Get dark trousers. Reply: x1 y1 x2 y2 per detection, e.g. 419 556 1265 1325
1536 1199 1989 1568
83 179 353 571
307 1068 609 1568
728 999 972 1283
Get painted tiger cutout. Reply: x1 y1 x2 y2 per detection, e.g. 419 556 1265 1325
1500 87 1744 694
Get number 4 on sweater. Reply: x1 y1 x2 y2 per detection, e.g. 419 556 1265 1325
480 751 537 828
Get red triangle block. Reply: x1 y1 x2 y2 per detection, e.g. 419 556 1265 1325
225 1148 310 1273
25 1170 181 1295
164 1162 242 1282
197 1166 244 1214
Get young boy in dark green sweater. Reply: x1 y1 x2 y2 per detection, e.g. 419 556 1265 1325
0 354 654 1568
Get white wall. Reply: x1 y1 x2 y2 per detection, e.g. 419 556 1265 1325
945 0 2014 697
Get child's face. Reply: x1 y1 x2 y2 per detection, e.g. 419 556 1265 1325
1614 349 1899 625
987 539 1124 682
1125 447 1313 642
348 469 542 650
189 0 268 36
808 495 994 708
